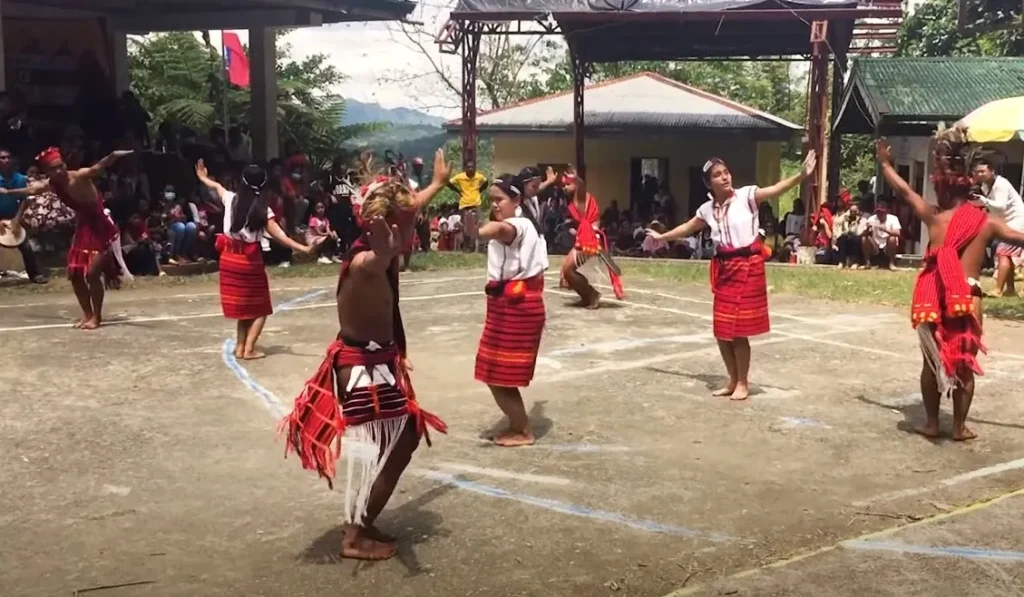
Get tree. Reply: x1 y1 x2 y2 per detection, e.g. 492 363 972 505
385 22 544 112
897 0 1024 57
128 32 371 167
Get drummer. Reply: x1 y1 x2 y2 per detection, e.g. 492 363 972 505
0 147 46 283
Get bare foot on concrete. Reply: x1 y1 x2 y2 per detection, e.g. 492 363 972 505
242 350 266 360
953 425 978 442
341 535 397 561
79 316 101 330
494 430 536 447
712 383 736 397
72 315 91 329
913 421 941 439
730 382 750 401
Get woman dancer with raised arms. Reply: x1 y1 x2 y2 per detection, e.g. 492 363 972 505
646 151 815 400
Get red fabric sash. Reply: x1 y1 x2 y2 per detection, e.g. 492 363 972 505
710 242 763 292
911 204 987 377
567 194 625 299
215 234 261 257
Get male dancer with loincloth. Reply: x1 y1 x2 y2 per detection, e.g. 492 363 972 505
877 129 1024 441
0 147 133 329
283 149 450 561
560 167 624 308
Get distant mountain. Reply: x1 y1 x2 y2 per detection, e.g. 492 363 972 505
341 99 444 127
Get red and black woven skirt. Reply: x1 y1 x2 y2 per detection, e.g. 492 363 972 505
67 215 120 284
475 275 546 388
217 235 273 320
711 249 769 341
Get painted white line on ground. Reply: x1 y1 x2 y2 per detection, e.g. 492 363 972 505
436 462 572 486
853 456 1024 507
590 283 865 332
0 290 481 333
0 274 481 311
546 332 713 357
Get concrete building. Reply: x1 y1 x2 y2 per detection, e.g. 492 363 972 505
446 73 802 219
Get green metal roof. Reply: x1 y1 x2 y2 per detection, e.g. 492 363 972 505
835 57 1024 135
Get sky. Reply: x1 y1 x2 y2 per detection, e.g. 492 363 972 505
201 0 924 120
210 1 462 118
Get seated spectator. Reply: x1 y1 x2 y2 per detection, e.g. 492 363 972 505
641 220 669 257
615 216 635 252
761 220 783 261
601 200 621 228
306 200 338 264
121 214 164 276
833 196 866 269
185 191 216 260
861 196 901 270
437 218 452 251
811 202 834 264
164 185 197 264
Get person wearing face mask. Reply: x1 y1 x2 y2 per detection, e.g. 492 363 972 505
646 150 816 401
474 173 549 447
163 185 197 264
861 196 902 270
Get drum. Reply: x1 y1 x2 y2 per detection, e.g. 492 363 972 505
0 220 26 248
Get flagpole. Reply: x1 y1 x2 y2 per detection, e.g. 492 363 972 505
220 30 230 130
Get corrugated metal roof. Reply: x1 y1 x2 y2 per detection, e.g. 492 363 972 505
855 57 1024 120
446 73 802 133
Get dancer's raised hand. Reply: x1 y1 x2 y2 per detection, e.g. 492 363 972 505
367 215 399 257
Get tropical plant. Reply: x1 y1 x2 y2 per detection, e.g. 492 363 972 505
128 32 374 167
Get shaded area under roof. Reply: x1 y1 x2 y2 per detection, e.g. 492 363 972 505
6 0 415 31
450 0 885 61
835 57 1024 136
447 72 802 141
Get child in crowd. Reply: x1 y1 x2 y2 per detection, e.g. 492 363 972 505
306 200 339 264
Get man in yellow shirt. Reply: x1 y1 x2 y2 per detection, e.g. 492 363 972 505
448 161 488 251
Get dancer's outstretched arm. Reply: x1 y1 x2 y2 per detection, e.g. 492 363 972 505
266 218 319 254
411 148 452 212
479 221 517 245
876 139 935 225
754 150 816 203
647 216 708 242
195 159 229 203
990 217 1024 247
79 150 134 179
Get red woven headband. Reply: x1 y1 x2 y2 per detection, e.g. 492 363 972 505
36 147 63 167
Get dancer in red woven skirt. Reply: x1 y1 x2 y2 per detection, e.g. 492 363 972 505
282 151 450 561
560 167 624 308
877 131 1024 440
475 173 549 447
196 160 320 360
0 147 134 329
646 151 816 400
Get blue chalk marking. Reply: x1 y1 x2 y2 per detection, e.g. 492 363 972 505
778 416 831 429
219 342 725 540
843 540 1024 563
421 470 732 542
221 339 288 418
545 443 633 453
276 289 328 311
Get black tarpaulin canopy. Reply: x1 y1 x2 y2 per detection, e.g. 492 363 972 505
450 0 863 60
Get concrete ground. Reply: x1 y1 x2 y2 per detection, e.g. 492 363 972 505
3 268 1024 597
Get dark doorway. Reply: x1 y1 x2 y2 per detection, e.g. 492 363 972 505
629 157 668 220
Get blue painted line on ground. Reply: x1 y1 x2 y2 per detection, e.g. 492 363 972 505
276 289 328 311
843 540 1024 563
221 338 288 418
219 338 725 539
544 443 633 453
422 470 732 541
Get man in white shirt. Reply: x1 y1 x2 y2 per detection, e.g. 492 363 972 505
973 159 1024 295
446 211 463 250
861 197 901 269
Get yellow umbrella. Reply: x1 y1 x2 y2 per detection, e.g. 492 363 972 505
959 96 1024 143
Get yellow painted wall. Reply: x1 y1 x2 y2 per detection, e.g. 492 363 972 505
491 133 778 218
